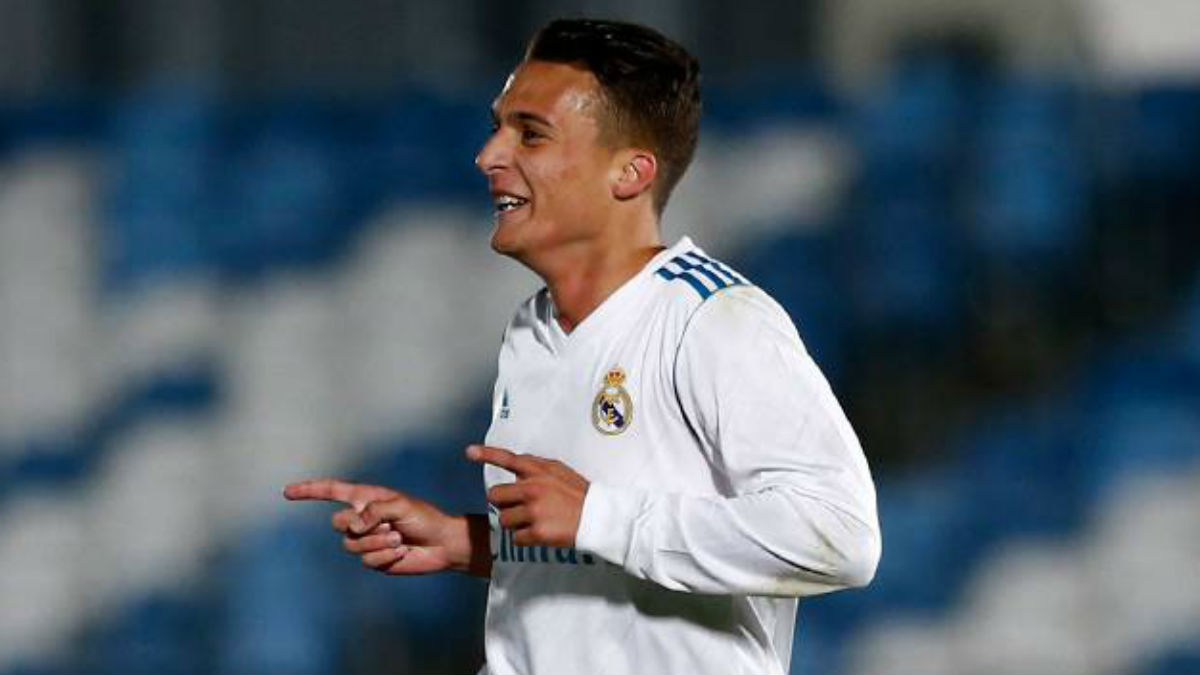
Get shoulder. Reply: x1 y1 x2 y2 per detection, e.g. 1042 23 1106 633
649 245 798 349
652 246 752 306
677 284 806 379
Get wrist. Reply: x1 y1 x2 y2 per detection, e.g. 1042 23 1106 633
446 513 493 577
575 483 647 567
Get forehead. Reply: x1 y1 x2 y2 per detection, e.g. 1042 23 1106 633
492 60 603 124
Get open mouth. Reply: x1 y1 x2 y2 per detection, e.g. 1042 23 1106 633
494 194 530 214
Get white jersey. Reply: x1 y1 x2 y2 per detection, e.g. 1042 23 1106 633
481 236 880 675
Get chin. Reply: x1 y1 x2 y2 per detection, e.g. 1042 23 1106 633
489 223 525 257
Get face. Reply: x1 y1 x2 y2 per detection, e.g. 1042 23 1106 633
476 60 621 261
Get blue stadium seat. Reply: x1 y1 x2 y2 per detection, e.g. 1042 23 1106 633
955 402 1084 540
1137 643 1200 675
856 47 978 179
1122 86 1200 183
844 47 982 336
374 89 489 204
842 202 965 336
1074 344 1200 500
213 101 354 277
1178 273 1200 367
789 617 844 675
705 75 842 131
103 88 220 289
83 594 215 675
0 96 99 158
217 516 343 675
969 80 1086 269
866 468 980 612
3 434 94 494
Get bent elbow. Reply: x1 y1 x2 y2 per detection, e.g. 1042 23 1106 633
839 524 881 588
808 510 881 590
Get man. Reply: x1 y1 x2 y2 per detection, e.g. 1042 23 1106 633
285 18 880 674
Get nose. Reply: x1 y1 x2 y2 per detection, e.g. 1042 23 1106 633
475 129 510 176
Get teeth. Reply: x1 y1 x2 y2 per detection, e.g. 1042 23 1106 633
494 195 528 212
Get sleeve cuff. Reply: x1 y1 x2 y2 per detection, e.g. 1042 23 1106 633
575 482 647 566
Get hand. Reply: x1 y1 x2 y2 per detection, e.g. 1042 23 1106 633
284 478 478 575
466 444 589 548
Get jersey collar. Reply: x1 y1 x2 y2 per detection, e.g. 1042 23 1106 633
544 237 697 354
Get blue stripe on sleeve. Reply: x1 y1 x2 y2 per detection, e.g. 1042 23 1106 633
673 255 729 290
685 251 748 286
655 266 713 299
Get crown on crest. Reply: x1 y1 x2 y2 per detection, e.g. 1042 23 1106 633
605 368 626 387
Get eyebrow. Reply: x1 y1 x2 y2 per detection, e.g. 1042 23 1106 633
490 108 555 129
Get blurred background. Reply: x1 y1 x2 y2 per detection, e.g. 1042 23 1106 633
1 0 1198 673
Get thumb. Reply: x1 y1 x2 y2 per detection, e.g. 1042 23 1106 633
356 497 410 535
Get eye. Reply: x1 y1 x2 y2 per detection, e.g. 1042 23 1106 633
521 127 545 144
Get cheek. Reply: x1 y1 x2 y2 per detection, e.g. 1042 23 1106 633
524 144 613 208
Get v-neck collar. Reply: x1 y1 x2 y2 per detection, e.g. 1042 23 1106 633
543 237 695 355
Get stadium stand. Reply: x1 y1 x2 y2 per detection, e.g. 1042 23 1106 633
0 44 1197 674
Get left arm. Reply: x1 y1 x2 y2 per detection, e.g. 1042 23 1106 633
574 290 880 596
466 289 880 597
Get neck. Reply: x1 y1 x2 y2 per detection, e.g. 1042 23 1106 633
534 213 664 333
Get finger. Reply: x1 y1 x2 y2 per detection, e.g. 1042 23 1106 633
466 445 542 477
487 482 527 507
356 497 413 534
284 478 357 504
343 531 403 554
334 509 393 535
285 479 401 511
542 458 584 484
498 505 533 531
362 546 409 570
332 508 356 533
333 506 398 533
382 548 442 576
512 527 539 547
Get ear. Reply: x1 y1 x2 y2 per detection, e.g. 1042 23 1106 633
610 150 657 201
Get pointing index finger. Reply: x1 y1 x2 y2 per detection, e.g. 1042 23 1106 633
284 479 401 510
284 475 372 506
283 478 358 506
466 445 538 477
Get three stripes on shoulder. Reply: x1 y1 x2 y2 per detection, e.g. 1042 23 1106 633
656 251 749 300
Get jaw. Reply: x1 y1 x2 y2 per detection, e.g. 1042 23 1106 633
489 204 535 257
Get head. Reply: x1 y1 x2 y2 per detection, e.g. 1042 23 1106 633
475 18 701 262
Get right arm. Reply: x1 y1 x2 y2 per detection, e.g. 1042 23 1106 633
284 479 493 578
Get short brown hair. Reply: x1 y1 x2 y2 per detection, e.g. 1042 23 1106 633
525 18 701 215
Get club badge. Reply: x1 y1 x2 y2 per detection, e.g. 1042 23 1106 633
592 367 633 436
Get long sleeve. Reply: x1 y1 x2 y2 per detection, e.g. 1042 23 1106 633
575 286 881 597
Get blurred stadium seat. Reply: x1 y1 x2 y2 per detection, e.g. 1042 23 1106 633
1 23 1198 673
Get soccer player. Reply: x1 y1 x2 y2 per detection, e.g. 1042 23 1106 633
285 18 880 674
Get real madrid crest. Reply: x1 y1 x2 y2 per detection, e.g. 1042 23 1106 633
592 367 633 435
